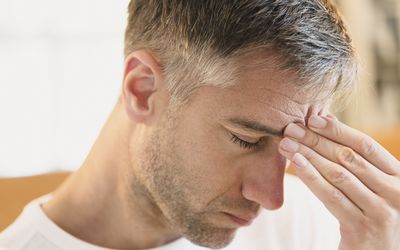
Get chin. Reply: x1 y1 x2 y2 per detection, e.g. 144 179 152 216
184 227 237 249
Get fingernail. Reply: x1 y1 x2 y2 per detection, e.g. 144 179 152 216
284 123 306 139
292 153 308 168
280 138 299 153
308 115 328 129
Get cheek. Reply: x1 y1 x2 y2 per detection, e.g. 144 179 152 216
174 123 241 204
179 132 235 180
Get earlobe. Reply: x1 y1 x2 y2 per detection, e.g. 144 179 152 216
121 51 163 124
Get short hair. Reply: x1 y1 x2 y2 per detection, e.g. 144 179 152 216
124 0 358 106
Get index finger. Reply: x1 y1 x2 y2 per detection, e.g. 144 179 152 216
307 115 399 176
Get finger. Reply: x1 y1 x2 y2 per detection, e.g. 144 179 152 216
279 138 382 215
284 123 391 196
326 114 338 120
307 115 400 176
279 148 363 224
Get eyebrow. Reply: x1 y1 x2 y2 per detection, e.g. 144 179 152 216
224 117 284 137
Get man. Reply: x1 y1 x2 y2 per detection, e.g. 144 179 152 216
1 0 399 249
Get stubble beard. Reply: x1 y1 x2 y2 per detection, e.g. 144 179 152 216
129 106 237 249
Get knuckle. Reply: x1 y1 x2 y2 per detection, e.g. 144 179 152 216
339 223 355 235
309 133 321 148
342 215 367 234
360 136 376 157
373 204 398 228
385 180 400 209
326 189 345 205
359 216 375 235
354 215 367 230
332 121 344 138
304 171 319 182
337 147 364 170
382 207 397 223
327 169 350 185
337 147 356 165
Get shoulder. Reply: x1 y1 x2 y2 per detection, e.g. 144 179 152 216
0 194 52 249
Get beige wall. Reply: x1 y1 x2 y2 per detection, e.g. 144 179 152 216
336 0 400 132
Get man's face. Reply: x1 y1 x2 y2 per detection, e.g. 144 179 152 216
128 61 329 249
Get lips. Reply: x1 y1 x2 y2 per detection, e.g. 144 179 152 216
223 212 257 226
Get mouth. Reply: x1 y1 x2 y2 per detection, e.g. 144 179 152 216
222 212 257 227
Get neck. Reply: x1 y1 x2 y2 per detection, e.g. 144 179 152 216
42 101 181 249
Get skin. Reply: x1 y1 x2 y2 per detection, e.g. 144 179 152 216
280 116 400 250
41 49 400 250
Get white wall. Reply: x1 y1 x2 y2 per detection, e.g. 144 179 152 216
0 0 129 177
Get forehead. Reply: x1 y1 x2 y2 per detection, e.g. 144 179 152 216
196 58 331 132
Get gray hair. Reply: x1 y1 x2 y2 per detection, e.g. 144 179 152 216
124 0 358 106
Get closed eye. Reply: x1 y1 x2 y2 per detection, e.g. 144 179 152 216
229 133 261 150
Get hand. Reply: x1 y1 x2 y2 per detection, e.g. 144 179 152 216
278 115 400 250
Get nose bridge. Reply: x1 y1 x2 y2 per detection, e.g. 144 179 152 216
241 153 286 210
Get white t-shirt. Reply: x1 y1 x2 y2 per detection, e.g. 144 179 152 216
0 174 340 250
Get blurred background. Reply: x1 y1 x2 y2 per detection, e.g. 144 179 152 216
0 0 399 177
336 0 400 130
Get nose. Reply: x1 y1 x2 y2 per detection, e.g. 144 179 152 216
241 154 287 210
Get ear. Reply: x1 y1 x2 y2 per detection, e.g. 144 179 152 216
121 50 168 125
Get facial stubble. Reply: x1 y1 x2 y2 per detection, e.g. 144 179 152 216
128 106 236 249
